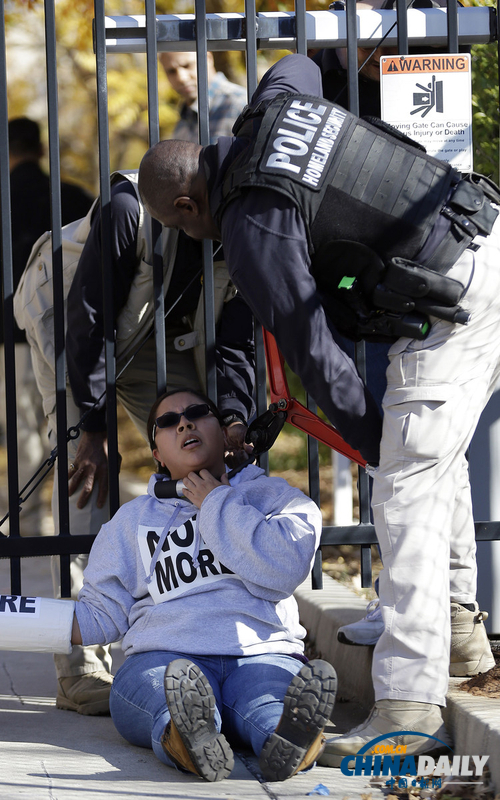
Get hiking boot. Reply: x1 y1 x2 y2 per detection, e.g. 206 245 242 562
338 600 496 676
319 700 452 767
162 659 233 782
337 598 383 646
450 602 495 676
56 670 113 715
259 659 337 782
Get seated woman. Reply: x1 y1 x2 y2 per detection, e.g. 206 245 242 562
3 388 337 782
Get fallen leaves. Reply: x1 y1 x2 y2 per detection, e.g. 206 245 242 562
459 665 500 698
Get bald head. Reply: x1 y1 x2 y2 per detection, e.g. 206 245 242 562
139 139 201 219
139 140 220 241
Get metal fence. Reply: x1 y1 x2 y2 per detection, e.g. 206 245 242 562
1 0 499 597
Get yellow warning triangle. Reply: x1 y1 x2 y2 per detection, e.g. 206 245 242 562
387 60 399 72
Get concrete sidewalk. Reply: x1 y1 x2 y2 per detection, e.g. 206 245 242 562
0 557 499 799
295 575 500 792
0 556 377 800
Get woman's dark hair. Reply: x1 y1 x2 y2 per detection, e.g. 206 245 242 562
147 387 223 476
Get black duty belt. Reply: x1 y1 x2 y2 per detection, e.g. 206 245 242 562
421 172 500 274
315 173 499 343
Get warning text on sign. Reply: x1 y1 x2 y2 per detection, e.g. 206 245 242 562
380 53 472 171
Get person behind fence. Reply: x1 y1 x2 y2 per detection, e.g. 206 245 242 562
14 170 255 717
0 387 337 783
160 51 247 145
1 118 93 536
137 52 500 758
311 0 397 118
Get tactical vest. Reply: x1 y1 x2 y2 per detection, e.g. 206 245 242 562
214 93 499 341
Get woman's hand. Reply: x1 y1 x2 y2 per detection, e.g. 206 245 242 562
182 469 230 508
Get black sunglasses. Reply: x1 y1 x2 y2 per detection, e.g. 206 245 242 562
153 403 212 440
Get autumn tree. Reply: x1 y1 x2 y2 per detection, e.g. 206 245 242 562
5 0 498 191
6 0 182 191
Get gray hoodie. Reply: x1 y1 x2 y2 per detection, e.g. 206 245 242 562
76 464 322 657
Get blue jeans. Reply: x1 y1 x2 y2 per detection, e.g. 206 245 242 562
109 651 304 768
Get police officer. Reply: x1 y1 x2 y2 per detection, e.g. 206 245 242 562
137 53 500 756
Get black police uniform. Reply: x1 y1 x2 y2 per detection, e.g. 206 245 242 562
203 55 382 463
202 54 497 465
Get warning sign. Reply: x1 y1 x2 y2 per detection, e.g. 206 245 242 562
380 53 472 172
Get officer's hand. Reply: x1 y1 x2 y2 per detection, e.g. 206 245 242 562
182 470 230 508
223 422 254 468
68 430 115 510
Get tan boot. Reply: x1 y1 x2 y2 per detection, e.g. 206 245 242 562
162 659 233 782
259 659 337 782
450 602 496 676
56 670 112 715
161 720 201 776
319 700 452 768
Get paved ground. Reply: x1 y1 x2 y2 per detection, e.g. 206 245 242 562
0 556 382 800
1 551 499 799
